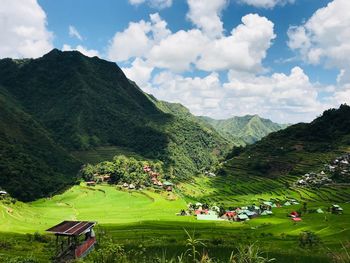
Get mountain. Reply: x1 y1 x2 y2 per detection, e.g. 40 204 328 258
0 49 229 200
198 115 288 145
0 87 80 201
221 105 350 178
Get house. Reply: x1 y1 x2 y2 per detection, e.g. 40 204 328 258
197 210 222 221
128 184 135 189
86 181 96 186
236 214 249 221
331 204 343 214
0 190 7 195
122 183 129 188
261 210 273 216
290 211 299 218
284 201 291 206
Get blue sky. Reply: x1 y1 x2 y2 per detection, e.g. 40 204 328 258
1 0 349 123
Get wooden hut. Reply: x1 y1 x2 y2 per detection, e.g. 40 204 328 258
46 221 97 260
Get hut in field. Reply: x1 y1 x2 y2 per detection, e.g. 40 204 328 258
86 181 96 186
46 221 97 260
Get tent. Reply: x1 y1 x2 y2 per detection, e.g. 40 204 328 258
261 210 273 216
237 214 249 220
316 208 324 214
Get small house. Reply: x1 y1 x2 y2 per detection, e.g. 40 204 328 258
284 201 291 206
331 204 343 214
0 190 7 195
86 181 96 186
128 184 135 189
261 210 273 216
290 211 299 218
122 183 129 188
316 208 324 214
46 221 97 260
197 211 221 221
236 214 249 221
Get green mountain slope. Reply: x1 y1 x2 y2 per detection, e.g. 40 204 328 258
0 87 81 201
0 50 230 200
222 105 350 178
199 115 288 145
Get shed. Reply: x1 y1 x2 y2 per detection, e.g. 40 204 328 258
0 190 7 195
46 221 97 260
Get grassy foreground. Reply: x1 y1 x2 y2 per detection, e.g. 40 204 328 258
0 183 349 262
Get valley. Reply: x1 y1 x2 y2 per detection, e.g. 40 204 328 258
0 50 349 262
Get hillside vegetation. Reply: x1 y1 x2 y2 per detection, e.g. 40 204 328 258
0 49 229 200
199 115 288 145
222 104 350 179
0 87 80 201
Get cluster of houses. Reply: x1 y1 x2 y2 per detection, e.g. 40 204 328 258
178 199 301 222
296 171 332 187
85 165 174 192
296 153 350 187
327 154 350 181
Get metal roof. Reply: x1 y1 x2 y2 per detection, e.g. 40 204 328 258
46 221 96 236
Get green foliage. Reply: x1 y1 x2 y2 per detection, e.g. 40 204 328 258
0 50 229 200
198 115 287 146
81 155 164 186
224 104 350 179
229 243 275 263
299 231 321 248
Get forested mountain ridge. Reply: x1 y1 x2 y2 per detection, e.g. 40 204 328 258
0 49 230 200
222 104 350 179
198 115 288 145
0 87 81 201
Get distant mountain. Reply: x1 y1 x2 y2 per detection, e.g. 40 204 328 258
222 105 350 178
0 49 229 200
198 115 288 145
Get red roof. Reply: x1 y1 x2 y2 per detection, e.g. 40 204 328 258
46 221 96 236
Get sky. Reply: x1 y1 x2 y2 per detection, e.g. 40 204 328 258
1 0 350 123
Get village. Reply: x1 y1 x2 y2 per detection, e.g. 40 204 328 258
296 153 350 187
177 199 344 222
84 164 174 192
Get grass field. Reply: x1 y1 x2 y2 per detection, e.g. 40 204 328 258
0 182 349 262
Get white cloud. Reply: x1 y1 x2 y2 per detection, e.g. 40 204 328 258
122 58 154 87
238 0 295 9
187 0 228 38
128 0 172 9
107 20 151 62
145 67 330 123
197 14 276 72
288 0 350 82
69 25 83 41
0 0 53 58
148 29 207 72
109 13 275 74
62 44 100 57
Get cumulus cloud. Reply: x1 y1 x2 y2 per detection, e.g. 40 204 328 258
0 0 53 58
187 0 228 38
288 0 350 81
128 0 172 9
114 13 275 73
122 58 154 87
197 14 276 72
144 67 330 123
107 13 170 62
69 25 83 40
62 44 100 57
238 0 295 9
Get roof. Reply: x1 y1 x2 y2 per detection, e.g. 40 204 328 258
46 221 96 236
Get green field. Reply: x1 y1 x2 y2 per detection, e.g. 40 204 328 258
1 182 349 262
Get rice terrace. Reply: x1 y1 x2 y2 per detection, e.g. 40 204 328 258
1 0 350 262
